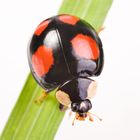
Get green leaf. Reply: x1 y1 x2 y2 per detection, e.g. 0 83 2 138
0 0 112 140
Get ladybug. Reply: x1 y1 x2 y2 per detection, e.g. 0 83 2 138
27 14 104 124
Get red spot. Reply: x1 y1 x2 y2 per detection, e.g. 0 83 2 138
32 45 54 77
71 34 99 60
58 15 79 25
34 20 50 36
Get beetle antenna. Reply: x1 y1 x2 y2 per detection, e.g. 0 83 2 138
87 112 102 121
72 114 77 126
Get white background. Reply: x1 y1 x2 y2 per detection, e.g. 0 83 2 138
0 0 140 139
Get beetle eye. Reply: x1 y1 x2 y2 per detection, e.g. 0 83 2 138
84 99 92 110
71 103 79 112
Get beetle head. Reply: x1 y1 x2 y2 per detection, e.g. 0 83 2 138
71 99 92 113
71 99 92 121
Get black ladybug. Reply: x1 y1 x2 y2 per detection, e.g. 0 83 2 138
28 14 104 123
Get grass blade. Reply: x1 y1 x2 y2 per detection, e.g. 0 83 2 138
0 0 112 139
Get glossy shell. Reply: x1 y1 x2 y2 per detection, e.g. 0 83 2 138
28 14 104 91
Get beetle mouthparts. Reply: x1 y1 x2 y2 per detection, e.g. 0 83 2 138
72 112 102 125
72 113 87 125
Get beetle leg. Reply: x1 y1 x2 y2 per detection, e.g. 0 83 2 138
69 110 73 117
35 90 48 105
97 27 105 34
59 103 68 111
